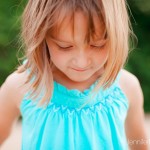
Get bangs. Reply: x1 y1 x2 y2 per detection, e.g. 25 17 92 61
47 0 106 43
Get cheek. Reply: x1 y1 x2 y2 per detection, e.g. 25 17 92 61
46 40 67 69
49 49 69 67
95 49 108 64
102 49 109 61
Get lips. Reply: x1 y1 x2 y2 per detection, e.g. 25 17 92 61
72 68 88 71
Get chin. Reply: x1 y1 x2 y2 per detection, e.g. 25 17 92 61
67 75 92 83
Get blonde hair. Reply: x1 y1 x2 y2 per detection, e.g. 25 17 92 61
17 0 135 106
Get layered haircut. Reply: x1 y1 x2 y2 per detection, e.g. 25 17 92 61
17 0 135 106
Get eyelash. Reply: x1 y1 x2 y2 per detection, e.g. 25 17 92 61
57 46 73 51
57 45 105 51
91 45 105 50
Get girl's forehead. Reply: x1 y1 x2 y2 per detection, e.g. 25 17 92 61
50 11 106 43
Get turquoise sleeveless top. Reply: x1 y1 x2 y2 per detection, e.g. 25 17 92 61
20 71 129 150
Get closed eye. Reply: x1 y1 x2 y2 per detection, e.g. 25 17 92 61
59 46 72 49
90 44 105 49
56 44 73 50
90 39 107 50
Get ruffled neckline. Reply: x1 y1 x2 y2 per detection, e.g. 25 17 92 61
50 72 121 108
53 78 101 98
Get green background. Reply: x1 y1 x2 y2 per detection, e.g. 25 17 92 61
0 0 150 112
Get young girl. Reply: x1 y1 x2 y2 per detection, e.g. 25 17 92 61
0 0 149 149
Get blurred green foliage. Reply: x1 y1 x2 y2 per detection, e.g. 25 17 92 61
0 0 150 112
126 0 150 112
0 0 26 84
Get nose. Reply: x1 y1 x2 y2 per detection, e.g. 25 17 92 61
72 50 91 69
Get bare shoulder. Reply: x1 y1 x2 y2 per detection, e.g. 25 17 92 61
0 70 29 143
0 70 28 110
119 69 143 106
119 69 141 89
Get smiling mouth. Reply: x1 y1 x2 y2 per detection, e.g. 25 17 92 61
72 68 88 72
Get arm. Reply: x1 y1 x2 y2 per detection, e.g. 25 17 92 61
0 71 26 145
120 70 149 150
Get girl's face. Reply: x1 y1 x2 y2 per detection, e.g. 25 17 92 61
46 11 108 83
